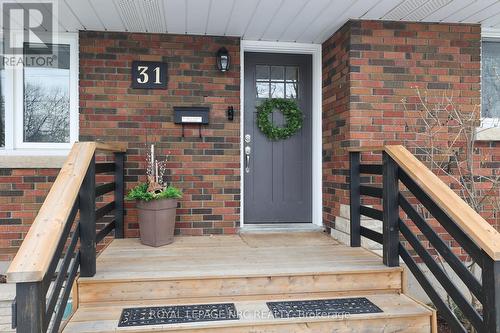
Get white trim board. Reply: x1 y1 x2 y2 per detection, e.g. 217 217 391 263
480 28 500 140
482 28 500 39
239 40 323 230
240 223 324 233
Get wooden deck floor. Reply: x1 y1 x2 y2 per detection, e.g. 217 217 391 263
66 232 435 332
82 232 399 282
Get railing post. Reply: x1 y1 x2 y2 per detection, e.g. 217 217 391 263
79 153 96 277
15 281 45 332
114 152 125 239
382 152 399 267
349 151 361 247
482 254 500 332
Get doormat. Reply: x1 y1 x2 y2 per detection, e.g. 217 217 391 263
267 297 383 318
118 303 239 327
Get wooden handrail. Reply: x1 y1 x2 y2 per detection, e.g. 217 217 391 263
7 142 126 283
348 144 500 331
384 145 500 260
347 144 500 259
346 146 385 152
95 141 127 153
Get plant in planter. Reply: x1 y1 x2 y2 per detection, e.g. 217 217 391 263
126 144 182 247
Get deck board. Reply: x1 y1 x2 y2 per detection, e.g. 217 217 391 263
67 233 434 332
64 293 433 332
82 232 398 282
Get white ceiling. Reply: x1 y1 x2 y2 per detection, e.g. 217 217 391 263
25 0 500 43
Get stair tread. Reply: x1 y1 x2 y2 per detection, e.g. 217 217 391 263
78 234 404 305
80 235 400 283
79 264 402 283
64 293 432 332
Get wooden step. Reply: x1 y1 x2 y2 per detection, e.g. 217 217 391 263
77 269 403 304
63 293 434 332
77 234 403 304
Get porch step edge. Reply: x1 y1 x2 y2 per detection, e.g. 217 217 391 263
64 293 433 333
77 266 404 284
77 270 404 304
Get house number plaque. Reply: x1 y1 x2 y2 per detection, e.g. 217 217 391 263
131 61 168 89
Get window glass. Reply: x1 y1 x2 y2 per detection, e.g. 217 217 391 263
256 65 269 80
482 41 500 119
23 43 70 143
255 65 298 99
285 83 297 99
257 82 269 98
0 53 4 148
285 66 298 82
285 66 298 98
270 66 284 81
270 82 285 98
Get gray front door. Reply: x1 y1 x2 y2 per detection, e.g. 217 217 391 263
244 52 312 224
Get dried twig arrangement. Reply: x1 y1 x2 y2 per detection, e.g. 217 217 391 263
145 143 168 194
403 89 500 226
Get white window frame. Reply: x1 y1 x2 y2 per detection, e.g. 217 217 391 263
0 32 79 155
479 29 500 141
2 61 14 150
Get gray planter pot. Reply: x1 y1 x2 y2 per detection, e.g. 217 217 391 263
136 199 177 247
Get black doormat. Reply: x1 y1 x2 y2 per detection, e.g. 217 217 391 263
267 297 383 318
118 303 239 327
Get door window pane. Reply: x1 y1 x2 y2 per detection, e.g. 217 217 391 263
285 83 298 99
270 82 285 98
23 43 70 143
256 65 269 80
257 82 269 98
256 65 299 100
482 41 500 119
285 66 298 82
285 66 299 98
270 66 284 81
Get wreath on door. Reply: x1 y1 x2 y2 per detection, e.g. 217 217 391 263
256 98 303 141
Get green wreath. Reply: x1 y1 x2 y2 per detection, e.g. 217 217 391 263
256 98 303 141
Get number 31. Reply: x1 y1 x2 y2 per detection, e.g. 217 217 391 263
137 66 161 84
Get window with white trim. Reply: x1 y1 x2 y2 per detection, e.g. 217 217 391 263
0 56 5 148
0 34 78 155
482 40 500 127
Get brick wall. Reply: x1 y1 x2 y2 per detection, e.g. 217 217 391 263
322 20 499 257
348 19 481 148
79 31 241 237
475 143 500 228
322 22 351 231
0 169 58 261
0 32 240 260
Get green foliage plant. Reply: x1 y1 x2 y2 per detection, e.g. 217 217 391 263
126 182 183 202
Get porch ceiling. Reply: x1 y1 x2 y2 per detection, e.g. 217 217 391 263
50 0 500 42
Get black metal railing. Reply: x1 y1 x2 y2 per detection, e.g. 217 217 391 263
11 148 125 333
349 147 500 333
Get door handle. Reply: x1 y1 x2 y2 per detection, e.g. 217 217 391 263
245 146 251 173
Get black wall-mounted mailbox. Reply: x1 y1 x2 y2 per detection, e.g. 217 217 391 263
174 107 209 125
174 106 210 138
